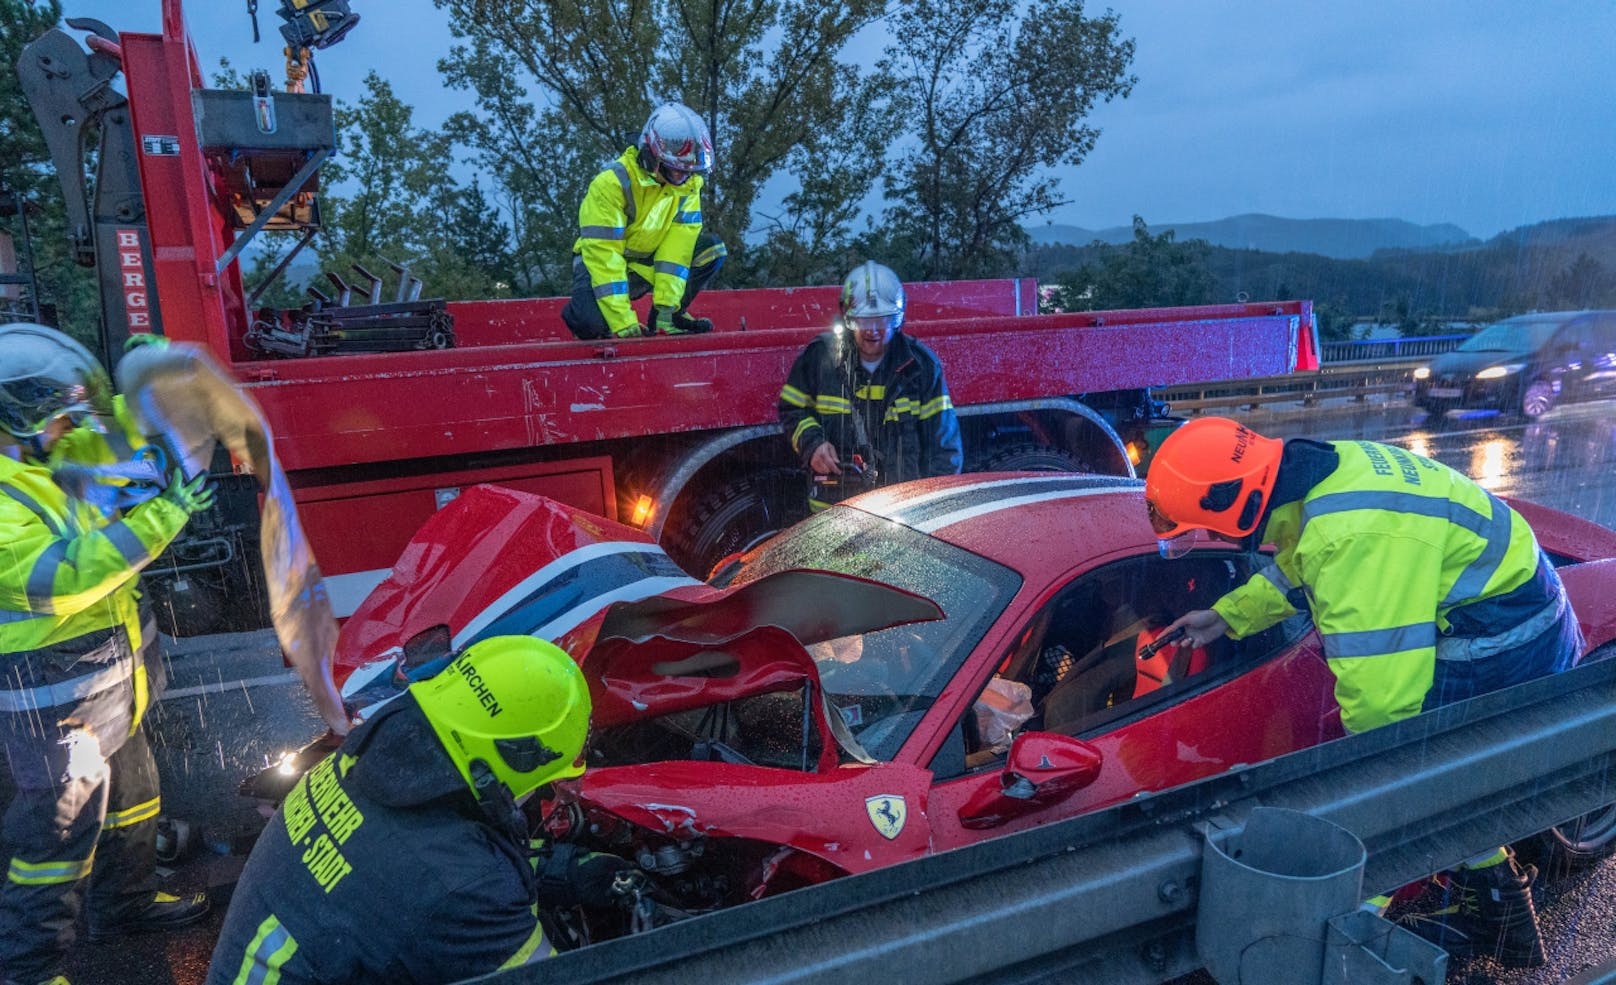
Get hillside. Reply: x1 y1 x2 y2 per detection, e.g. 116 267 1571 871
1023 215 1616 325
1027 214 1474 259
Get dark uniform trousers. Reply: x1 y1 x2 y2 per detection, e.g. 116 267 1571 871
560 232 728 340
0 625 164 983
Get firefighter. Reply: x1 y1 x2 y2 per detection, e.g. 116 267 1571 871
0 324 212 985
560 103 727 340
206 635 635 985
1145 415 1583 967
778 261 964 510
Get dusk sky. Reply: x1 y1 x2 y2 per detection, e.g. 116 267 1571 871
64 1 1616 241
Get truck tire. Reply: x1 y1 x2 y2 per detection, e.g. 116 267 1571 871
970 443 1092 475
667 468 808 580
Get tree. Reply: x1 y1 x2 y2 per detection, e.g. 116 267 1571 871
1061 217 1214 311
1 0 98 339
1547 253 1613 310
433 0 891 291
874 0 1134 280
317 73 509 302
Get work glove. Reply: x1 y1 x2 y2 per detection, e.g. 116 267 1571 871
611 322 652 339
160 468 216 514
650 306 677 335
534 842 641 907
123 332 170 353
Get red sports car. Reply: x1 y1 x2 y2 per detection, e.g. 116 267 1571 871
330 473 1616 941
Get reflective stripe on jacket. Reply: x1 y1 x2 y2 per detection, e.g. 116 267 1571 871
572 148 704 335
205 696 549 985
1211 439 1546 734
0 400 188 655
778 330 963 496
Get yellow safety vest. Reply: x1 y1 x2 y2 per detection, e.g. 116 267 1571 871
1213 440 1543 734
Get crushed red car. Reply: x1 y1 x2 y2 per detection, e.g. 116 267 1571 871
329 474 1616 944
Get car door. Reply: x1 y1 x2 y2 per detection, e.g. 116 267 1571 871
1585 314 1616 399
924 548 1338 854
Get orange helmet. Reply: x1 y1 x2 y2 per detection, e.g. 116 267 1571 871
1145 417 1284 541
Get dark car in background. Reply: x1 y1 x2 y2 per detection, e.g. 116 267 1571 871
1412 310 1616 419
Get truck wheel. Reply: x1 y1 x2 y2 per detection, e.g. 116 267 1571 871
1521 380 1555 419
668 469 808 580
971 444 1091 474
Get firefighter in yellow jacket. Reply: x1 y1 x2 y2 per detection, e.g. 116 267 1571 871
1145 415 1582 967
560 103 727 340
0 325 213 985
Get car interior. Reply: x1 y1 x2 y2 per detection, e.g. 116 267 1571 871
941 549 1313 777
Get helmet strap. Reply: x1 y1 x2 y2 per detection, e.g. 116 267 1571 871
468 758 526 836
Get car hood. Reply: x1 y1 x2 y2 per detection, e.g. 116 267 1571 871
335 484 943 720
1429 348 1530 375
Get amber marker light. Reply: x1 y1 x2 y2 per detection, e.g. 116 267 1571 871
630 494 656 527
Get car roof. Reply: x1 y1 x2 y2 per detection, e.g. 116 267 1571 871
843 472 1157 580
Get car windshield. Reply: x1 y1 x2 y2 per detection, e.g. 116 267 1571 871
1458 316 1569 353
714 506 1021 761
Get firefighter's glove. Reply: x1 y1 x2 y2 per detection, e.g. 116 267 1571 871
534 842 640 908
669 310 713 334
611 323 652 339
160 468 216 514
650 306 677 335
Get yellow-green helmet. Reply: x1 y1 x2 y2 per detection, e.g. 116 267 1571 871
410 636 592 800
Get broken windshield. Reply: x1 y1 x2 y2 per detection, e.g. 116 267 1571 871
713 507 1021 760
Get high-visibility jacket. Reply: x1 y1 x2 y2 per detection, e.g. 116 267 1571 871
0 399 187 655
1212 439 1548 734
572 148 704 336
207 695 551 985
778 330 962 507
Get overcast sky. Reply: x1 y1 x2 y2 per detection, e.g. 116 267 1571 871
66 0 1616 240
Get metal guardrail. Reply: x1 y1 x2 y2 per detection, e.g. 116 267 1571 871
1162 335 1467 414
479 657 1616 985
1163 360 1420 413
1321 334 1468 364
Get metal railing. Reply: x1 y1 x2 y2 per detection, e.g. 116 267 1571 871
482 656 1616 985
1321 334 1468 364
1162 334 1470 413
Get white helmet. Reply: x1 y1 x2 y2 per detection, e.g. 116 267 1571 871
639 103 714 180
839 261 906 333
0 323 113 442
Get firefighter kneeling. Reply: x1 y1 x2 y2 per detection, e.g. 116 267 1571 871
207 636 635 984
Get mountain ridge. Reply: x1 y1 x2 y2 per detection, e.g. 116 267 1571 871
1027 213 1475 260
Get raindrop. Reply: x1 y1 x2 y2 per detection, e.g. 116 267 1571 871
240 679 256 714
195 695 206 730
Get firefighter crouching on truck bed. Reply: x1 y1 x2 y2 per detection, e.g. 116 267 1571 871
560 103 727 340
207 636 638 985
0 325 213 985
1145 416 1584 968
778 261 964 511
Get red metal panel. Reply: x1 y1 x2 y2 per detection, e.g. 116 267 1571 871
293 456 614 574
122 26 250 358
445 278 1033 347
238 305 1307 473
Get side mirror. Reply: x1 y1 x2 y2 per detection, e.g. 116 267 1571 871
957 731 1103 830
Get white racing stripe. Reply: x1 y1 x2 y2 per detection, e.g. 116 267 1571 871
867 474 1079 519
915 485 1132 534
324 568 392 618
452 541 697 648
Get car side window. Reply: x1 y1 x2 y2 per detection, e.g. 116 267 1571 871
956 549 1312 762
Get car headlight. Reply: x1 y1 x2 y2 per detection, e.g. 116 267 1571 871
1475 363 1526 380
1412 366 1431 380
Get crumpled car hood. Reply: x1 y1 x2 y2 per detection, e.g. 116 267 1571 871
335 485 942 718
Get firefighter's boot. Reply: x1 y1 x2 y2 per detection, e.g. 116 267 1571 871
669 310 713 334
86 891 211 942
1399 851 1545 968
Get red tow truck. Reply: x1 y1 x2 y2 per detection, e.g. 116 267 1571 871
14 0 1319 635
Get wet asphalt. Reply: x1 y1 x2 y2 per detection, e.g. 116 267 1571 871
55 394 1616 985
